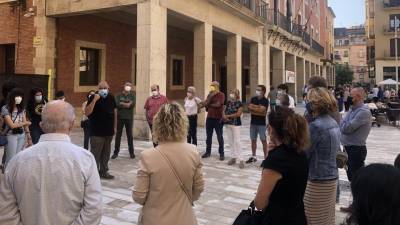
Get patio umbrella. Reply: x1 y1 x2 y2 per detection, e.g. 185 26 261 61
378 79 400 85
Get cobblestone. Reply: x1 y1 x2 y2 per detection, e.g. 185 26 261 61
2 108 400 225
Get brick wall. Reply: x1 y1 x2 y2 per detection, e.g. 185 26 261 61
0 0 35 74
56 14 137 106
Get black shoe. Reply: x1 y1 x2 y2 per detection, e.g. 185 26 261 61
100 172 115 180
130 152 136 159
245 157 257 164
202 153 211 158
111 154 118 159
219 155 225 161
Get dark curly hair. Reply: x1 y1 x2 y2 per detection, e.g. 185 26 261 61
6 88 25 113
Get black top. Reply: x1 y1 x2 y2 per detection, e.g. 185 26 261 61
224 100 242 126
27 100 47 126
250 96 269 125
261 145 308 225
88 94 117 136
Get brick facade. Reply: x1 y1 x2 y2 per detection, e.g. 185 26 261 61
0 1 35 74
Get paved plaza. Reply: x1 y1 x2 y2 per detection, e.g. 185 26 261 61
2 108 400 225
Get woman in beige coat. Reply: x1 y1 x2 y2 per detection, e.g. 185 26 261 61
132 102 205 225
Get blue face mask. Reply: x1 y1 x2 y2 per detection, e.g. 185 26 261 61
99 89 108 98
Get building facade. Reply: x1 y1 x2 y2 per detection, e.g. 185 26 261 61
0 0 334 138
334 26 369 84
366 0 400 84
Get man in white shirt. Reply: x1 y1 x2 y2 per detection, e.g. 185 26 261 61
0 100 102 225
277 83 295 109
372 85 379 102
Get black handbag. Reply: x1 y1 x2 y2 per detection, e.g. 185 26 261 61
233 202 265 225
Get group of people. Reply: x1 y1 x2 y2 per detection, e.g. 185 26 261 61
1 76 400 225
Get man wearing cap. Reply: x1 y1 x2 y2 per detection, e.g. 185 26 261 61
201 81 226 161
112 82 136 159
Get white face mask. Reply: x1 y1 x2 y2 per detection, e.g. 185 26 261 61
124 86 132 92
229 94 235 99
15 96 22 105
152 91 159 96
187 92 193 97
35 95 42 103
256 90 262 96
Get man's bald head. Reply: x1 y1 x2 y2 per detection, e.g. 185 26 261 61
351 87 365 106
40 100 75 134
98 81 109 89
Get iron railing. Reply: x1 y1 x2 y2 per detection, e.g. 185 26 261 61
311 39 324 55
233 0 268 19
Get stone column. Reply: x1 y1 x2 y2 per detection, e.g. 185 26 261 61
250 42 263 98
296 57 305 103
193 23 213 126
271 50 285 88
285 53 296 100
227 34 242 93
33 0 57 99
134 0 167 139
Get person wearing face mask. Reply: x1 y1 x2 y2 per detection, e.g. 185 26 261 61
27 88 48 144
223 89 244 168
81 90 96 150
200 81 225 161
246 85 269 164
112 82 136 159
55 90 66 101
1 88 32 167
85 81 117 179
277 84 295 109
144 84 168 147
184 86 202 145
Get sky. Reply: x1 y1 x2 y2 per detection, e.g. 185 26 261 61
328 0 365 28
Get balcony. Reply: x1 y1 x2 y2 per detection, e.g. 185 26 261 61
383 26 398 35
311 39 325 56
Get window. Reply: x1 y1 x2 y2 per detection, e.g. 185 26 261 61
344 40 349 45
170 55 185 89
0 44 15 75
389 14 400 30
212 62 216 81
338 40 342 46
74 40 106 92
344 50 349 57
390 38 400 57
79 48 100 86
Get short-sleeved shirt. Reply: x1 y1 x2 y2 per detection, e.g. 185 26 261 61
261 144 308 225
224 100 242 126
144 95 168 124
184 97 201 116
250 96 269 125
1 106 25 134
115 92 136 120
88 94 116 137
206 92 225 119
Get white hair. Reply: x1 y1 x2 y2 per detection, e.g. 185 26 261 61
41 100 75 133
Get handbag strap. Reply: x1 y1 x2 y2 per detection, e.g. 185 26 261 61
156 147 194 206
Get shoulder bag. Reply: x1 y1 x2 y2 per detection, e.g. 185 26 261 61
233 201 265 225
156 147 194 206
0 113 19 147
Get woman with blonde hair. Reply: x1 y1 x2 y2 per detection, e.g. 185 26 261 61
224 89 244 168
132 102 204 225
304 87 340 225
252 107 309 225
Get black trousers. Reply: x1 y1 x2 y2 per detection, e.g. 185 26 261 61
206 117 224 156
345 145 367 181
82 120 91 150
187 115 198 145
149 123 158 147
114 119 134 155
29 124 43 145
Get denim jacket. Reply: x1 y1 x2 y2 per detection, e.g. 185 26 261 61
306 114 340 181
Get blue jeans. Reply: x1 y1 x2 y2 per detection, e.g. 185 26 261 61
345 145 367 181
206 118 224 156
5 133 25 166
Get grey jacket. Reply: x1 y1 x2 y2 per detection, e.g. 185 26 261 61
307 114 340 181
340 104 372 146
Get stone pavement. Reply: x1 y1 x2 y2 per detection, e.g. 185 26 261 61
1 108 400 225
69 108 399 225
